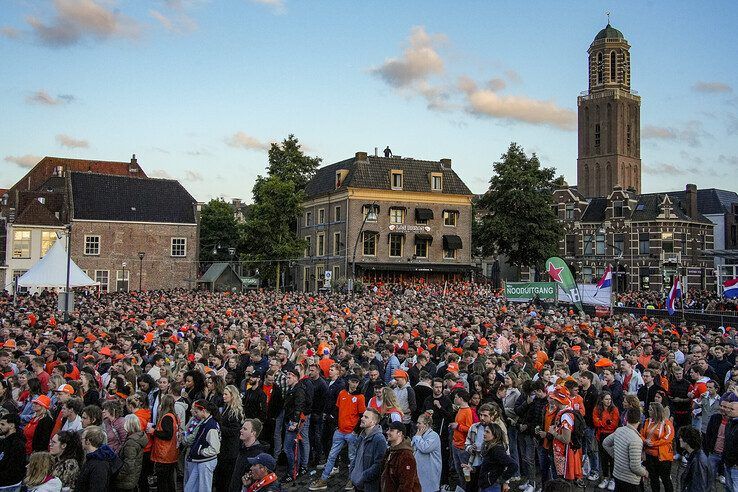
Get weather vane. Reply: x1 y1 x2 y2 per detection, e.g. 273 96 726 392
606 11 611 24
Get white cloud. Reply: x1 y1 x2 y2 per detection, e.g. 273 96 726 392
225 131 271 151
1 26 21 39
692 81 732 94
4 155 41 168
26 90 74 105
149 8 197 34
371 26 445 89
642 121 710 147
149 169 174 179
26 0 141 47
184 170 203 181
56 134 89 148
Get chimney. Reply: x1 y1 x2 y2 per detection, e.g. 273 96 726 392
129 154 139 173
355 151 368 161
685 183 698 218
440 158 452 169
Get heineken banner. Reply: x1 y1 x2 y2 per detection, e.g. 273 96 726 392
504 282 558 302
545 256 584 313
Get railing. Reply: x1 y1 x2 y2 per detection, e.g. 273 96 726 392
582 304 738 328
578 88 640 102
660 251 681 264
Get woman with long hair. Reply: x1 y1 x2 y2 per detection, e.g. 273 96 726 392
101 400 128 453
380 386 403 423
473 423 519 492
150 395 179 492
183 370 205 403
49 430 84 490
23 452 63 491
23 395 53 455
127 392 153 492
20 377 43 424
0 377 17 414
113 414 148 492
653 390 671 420
592 391 619 490
79 371 100 407
81 404 102 428
204 374 225 410
213 385 245 492
641 402 675 492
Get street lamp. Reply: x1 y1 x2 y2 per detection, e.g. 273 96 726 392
63 224 72 322
349 203 378 296
122 261 127 292
138 252 145 291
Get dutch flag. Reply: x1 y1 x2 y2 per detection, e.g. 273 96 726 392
594 265 612 297
724 278 738 299
667 275 682 315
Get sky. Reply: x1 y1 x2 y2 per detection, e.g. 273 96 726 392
1 0 737 202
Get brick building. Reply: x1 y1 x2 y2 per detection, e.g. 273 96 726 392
296 151 473 291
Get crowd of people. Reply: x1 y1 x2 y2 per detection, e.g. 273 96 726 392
616 288 738 313
0 282 736 492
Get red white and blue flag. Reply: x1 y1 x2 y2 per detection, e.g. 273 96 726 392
594 265 612 297
666 275 682 315
724 278 738 299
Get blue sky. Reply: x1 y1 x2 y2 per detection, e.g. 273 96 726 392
1 0 737 201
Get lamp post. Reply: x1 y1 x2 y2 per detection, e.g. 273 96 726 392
64 224 72 322
349 203 378 297
121 261 127 292
138 252 145 291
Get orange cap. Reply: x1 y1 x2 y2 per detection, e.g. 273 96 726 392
55 384 74 395
33 395 51 409
479 338 488 346
99 347 112 357
594 357 613 368
447 362 459 373
393 369 409 380
3 340 16 349
74 337 85 343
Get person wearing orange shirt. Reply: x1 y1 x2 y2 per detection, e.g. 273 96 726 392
449 390 473 491
318 349 334 378
640 402 674 492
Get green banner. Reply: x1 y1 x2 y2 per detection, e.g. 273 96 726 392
545 256 583 313
504 282 558 302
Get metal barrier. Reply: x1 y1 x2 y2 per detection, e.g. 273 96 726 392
582 304 738 328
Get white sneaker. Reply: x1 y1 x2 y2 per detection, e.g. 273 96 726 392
719 475 727 484
330 467 340 476
607 479 615 491
517 482 529 490
510 476 521 482
598 479 609 489
588 472 600 481
523 485 535 492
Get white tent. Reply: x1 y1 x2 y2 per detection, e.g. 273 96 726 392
17 238 98 289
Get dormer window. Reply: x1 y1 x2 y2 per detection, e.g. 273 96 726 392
430 172 443 191
391 170 403 190
613 200 623 218
335 169 348 189
565 203 575 220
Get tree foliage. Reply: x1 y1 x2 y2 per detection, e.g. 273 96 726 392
199 199 240 263
476 142 563 269
267 134 321 192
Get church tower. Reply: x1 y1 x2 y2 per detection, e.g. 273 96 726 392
577 23 641 197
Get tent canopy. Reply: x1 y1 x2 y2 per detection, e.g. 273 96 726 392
18 238 98 288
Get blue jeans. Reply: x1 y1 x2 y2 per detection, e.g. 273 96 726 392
321 430 358 480
728 465 738 492
184 459 217 492
584 426 600 473
285 417 311 475
519 434 536 482
273 409 285 459
309 413 324 463
451 446 470 491
481 485 501 492
507 426 520 474
536 446 555 485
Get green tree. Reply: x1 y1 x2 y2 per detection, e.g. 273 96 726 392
476 142 563 269
199 199 240 263
267 134 321 192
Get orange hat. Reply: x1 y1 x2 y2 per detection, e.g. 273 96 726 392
479 338 489 346
447 362 459 373
450 326 459 333
99 347 112 357
143 332 155 344
55 384 74 395
3 340 16 349
594 357 614 368
33 395 51 409
411 329 420 338
550 387 571 405
114 354 125 361
393 369 409 380
571 345 581 353
86 334 97 342
74 337 85 343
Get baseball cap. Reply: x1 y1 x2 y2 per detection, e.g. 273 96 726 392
247 453 277 471
33 395 51 409
387 421 406 435
447 362 459 373
55 384 74 395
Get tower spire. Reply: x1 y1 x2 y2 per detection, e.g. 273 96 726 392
606 11 611 25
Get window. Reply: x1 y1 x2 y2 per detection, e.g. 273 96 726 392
584 235 594 256
305 211 313 227
582 267 594 284
84 235 100 256
389 208 405 224
443 210 458 227
596 52 603 84
415 237 430 258
362 205 378 222
304 236 311 257
565 235 577 257
334 205 341 222
681 234 687 254
596 233 605 255
303 267 311 291
594 124 601 147
610 51 617 82
565 203 575 220
333 232 341 256
318 208 325 224
12 230 31 258
613 201 623 218
315 265 325 291
171 238 186 257
40 231 56 257
614 234 624 256
389 234 404 257
626 125 632 148
431 173 443 191
391 171 403 190
116 269 130 292
333 266 340 281
316 233 325 256
661 232 674 253
443 247 456 260
95 270 109 293
362 231 377 256
12 270 28 294
639 233 650 255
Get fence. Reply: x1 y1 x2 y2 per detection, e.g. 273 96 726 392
582 304 738 328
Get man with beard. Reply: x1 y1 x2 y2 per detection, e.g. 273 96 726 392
242 367 268 419
422 377 453 489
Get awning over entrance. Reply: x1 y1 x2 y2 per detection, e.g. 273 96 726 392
443 235 463 250
357 262 471 273
414 234 433 244
415 208 434 221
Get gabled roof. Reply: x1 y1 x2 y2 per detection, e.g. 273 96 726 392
579 192 712 224
14 199 64 226
305 154 473 198
197 262 237 283
70 172 197 224
665 188 738 216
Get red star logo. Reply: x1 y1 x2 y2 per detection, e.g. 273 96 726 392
547 262 564 283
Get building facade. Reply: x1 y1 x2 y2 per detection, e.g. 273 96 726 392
296 152 473 291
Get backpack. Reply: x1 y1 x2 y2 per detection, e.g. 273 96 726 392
559 409 585 450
